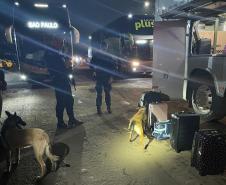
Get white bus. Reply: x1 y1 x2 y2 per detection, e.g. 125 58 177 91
4 1 79 83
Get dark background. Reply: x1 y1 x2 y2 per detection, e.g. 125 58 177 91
66 0 154 42
1 0 155 51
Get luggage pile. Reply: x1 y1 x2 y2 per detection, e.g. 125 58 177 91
152 120 172 140
139 91 226 176
191 129 226 176
170 112 200 153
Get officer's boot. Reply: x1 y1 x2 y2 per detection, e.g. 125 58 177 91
107 106 112 114
68 117 84 128
66 96 83 128
57 118 68 129
56 101 67 129
97 107 102 115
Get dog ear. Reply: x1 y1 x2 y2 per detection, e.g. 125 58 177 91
14 112 17 116
5 111 11 117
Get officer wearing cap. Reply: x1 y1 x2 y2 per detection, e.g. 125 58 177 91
45 37 83 128
91 41 115 115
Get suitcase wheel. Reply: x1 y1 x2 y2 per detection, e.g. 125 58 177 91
190 161 195 167
199 171 207 176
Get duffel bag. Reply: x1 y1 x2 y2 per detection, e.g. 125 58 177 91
138 91 170 107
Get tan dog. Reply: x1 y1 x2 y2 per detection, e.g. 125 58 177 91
1 111 59 179
128 107 147 147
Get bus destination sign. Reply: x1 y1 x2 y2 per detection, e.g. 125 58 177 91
27 21 59 29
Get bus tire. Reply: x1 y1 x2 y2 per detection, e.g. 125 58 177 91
190 78 226 122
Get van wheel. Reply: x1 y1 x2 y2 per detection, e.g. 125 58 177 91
191 78 226 121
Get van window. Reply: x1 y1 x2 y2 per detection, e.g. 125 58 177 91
193 21 226 55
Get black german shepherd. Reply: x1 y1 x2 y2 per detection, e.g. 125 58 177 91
0 111 26 172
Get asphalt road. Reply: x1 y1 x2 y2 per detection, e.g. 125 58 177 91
0 69 226 185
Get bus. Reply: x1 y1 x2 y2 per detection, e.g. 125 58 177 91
153 0 226 121
0 0 16 71
5 1 79 82
91 15 154 75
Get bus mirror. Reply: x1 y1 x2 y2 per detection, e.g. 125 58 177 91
71 26 80 44
127 33 134 46
5 26 13 44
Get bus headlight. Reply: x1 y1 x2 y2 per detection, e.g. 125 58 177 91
75 56 80 64
132 67 137 72
20 74 27 80
68 74 73 79
135 40 148 45
72 55 82 64
72 56 80 64
132 61 140 67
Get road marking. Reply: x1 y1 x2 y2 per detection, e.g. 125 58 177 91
81 168 88 174
78 100 83 104
121 101 130 105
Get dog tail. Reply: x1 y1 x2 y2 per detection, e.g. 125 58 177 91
45 144 59 162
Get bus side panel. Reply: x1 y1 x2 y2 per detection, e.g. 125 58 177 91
153 20 187 99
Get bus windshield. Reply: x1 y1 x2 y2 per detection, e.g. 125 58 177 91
123 39 153 60
14 4 72 67
133 39 153 60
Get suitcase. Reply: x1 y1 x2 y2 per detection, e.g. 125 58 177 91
191 129 226 176
170 112 200 153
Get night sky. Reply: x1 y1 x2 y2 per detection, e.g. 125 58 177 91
66 0 154 42
1 0 154 46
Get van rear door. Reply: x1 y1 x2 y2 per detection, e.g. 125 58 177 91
153 20 187 99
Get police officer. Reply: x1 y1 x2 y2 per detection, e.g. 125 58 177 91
91 42 115 115
45 38 83 129
0 67 7 118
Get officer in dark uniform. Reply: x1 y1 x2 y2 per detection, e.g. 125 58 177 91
91 42 115 115
45 38 83 129
0 67 7 118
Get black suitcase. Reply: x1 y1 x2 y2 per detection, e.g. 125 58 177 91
170 112 200 153
191 129 226 176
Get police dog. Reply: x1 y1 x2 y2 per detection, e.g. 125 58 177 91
0 111 26 173
1 111 59 178
128 107 148 148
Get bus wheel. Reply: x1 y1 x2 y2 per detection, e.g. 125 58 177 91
191 79 226 121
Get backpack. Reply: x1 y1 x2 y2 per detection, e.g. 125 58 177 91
138 91 170 107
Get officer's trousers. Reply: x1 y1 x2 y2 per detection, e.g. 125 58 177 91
54 80 75 122
95 80 112 108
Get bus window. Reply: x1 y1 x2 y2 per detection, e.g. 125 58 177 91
122 39 153 60
134 39 153 60
25 50 45 62
104 37 121 56
122 39 132 57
